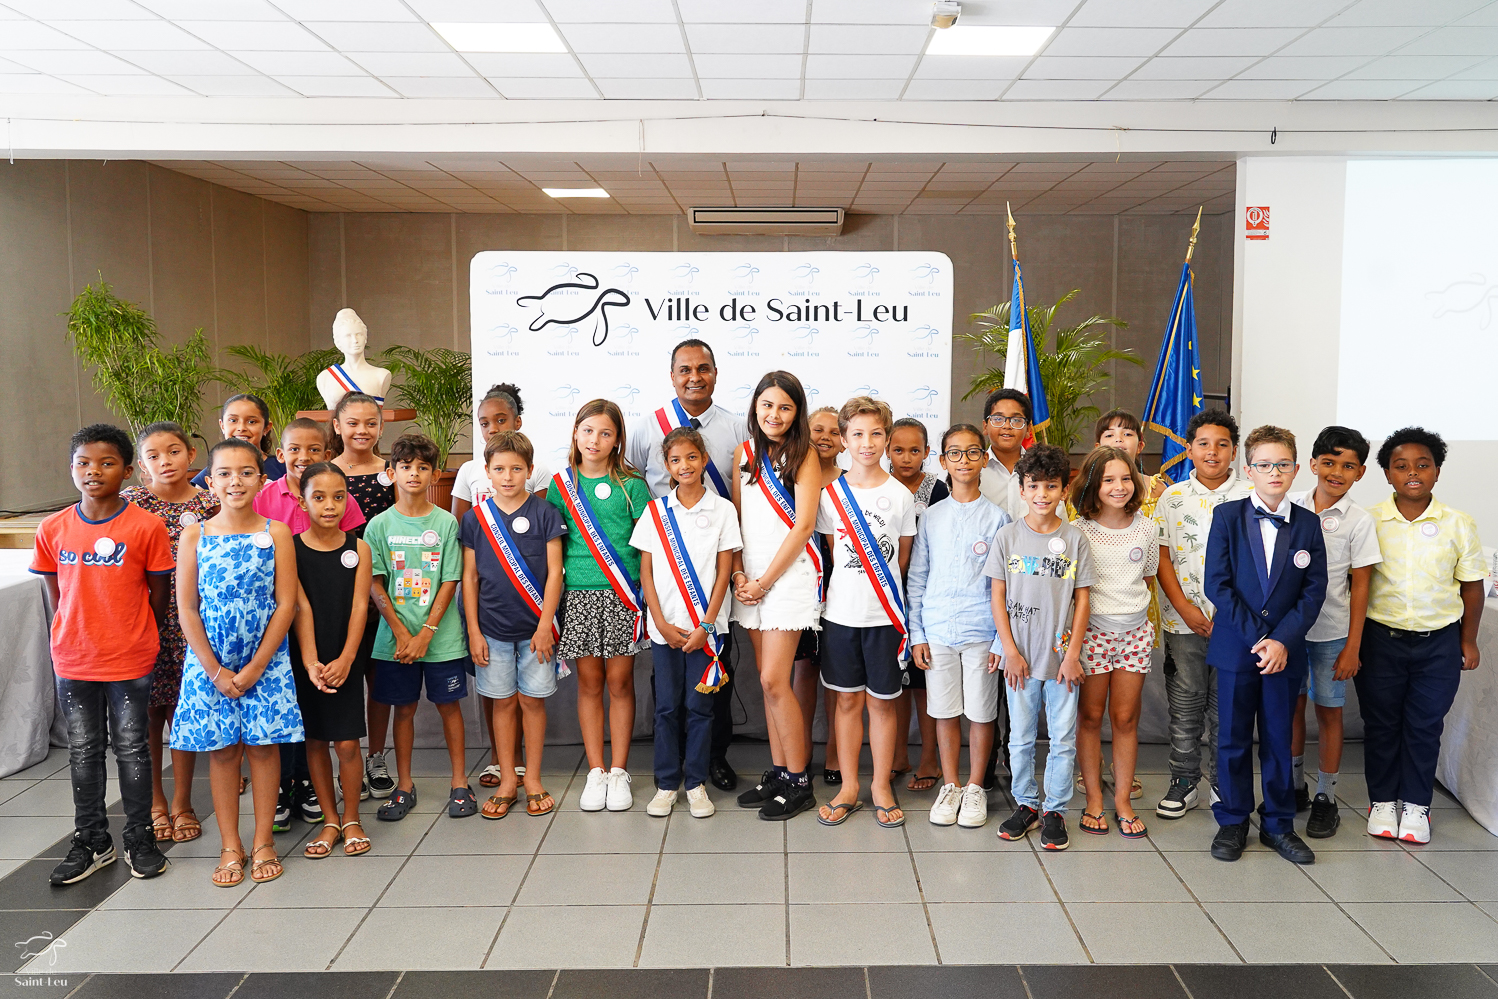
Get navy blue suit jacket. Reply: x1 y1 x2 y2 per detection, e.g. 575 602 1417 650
1203 497 1328 674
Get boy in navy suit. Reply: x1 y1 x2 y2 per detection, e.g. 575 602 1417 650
1204 426 1327 865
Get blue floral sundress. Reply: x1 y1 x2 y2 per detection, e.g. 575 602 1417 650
170 520 304 751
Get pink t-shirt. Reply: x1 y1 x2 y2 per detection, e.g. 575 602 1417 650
252 475 365 534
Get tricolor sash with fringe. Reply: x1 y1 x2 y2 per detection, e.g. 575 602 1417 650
646 497 727 693
325 364 385 405
476 498 560 646
825 477 909 657
552 469 646 643
742 438 824 602
654 399 730 496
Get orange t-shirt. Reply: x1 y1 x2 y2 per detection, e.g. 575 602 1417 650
30 503 175 681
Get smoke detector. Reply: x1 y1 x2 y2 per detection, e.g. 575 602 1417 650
931 2 961 29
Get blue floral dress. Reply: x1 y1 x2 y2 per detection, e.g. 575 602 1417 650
170 521 304 751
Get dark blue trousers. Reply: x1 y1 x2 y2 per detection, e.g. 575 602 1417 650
1213 667 1300 834
1355 621 1462 808
652 642 715 792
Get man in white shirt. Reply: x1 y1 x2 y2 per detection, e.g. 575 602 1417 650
977 387 1030 523
627 338 748 791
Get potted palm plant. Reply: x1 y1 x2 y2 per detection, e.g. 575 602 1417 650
377 345 472 508
959 289 1141 454
221 345 343 435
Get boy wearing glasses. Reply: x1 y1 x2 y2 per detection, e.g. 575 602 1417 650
978 388 1031 523
1203 426 1326 865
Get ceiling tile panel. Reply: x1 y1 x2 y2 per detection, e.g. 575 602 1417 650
404 0 546 21
179 20 331 50
1400 79 1498 98
0 74 91 93
232 50 362 75
808 24 930 53
168 74 294 95
1129 56 1258 79
301 22 450 51
578 53 693 78
486 77 597 97
275 0 419 19
1196 0 1355 28
1025 56 1148 79
595 78 698 98
55 73 192 94
545 0 678 22
677 0 808 23
347 51 473 75
560 23 685 53
1301 78 1422 98
1328 0 1488 27
274 75 392 96
911 55 1029 80
1278 26 1430 55
1346 54 1485 79
1398 27 1498 56
700 79 802 98
0 21 97 49
903 78 1008 99
384 76 496 98
1044 27 1182 56
1003 79 1113 98
464 53 583 76
684 23 806 52
1068 0 1217 28
694 53 803 78
805 53 918 78
1236 55 1368 79
5 50 146 74
1200 78 1326 98
1162 27 1303 56
135 0 285 16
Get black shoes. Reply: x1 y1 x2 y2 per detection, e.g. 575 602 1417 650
50 835 115 885
122 832 168 880
709 758 738 792
1211 820 1250 861
738 770 782 809
1296 782 1312 813
292 779 323 824
759 781 814 821
1305 793 1341 839
1261 828 1316 864
998 804 1040 841
273 789 292 833
1040 810 1069 851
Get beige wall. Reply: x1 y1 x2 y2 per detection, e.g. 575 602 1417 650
0 161 309 512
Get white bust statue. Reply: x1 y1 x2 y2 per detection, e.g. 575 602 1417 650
316 308 393 409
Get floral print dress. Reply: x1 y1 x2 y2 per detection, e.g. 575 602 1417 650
170 521 304 751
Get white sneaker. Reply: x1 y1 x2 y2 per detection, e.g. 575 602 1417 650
929 783 962 826
687 785 715 818
1367 800 1399 838
1398 802 1431 844
606 768 633 811
958 783 989 829
579 767 608 811
646 788 677 817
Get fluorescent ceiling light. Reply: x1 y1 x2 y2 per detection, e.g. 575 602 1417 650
926 25 1053 56
430 22 566 53
543 187 610 198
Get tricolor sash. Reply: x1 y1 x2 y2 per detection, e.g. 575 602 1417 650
825 477 909 657
325 364 385 405
742 438 824 602
654 399 730 497
476 498 560 646
552 469 646 643
647 498 727 693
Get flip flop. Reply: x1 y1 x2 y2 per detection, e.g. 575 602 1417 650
906 773 940 792
482 794 517 820
478 764 504 788
1118 814 1148 839
816 800 864 827
874 803 905 829
376 787 417 822
170 810 201 843
1080 811 1110 835
526 791 555 816
341 821 372 855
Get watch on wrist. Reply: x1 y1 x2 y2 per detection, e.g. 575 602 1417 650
701 621 716 636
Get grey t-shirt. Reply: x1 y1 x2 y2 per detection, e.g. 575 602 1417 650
983 518 1097 680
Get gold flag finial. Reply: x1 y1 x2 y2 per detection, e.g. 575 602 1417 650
1185 205 1203 263
1006 201 1019 260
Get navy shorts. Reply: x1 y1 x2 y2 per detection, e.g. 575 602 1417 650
370 657 470 706
820 621 905 700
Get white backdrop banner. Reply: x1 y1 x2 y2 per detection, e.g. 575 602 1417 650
470 251 954 474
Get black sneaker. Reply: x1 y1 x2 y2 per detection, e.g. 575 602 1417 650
1296 782 1312 813
759 780 814 821
1040 810 1069 851
1155 776 1199 819
1305 792 1341 838
122 833 168 880
293 779 323 824
998 804 1040 840
273 789 292 833
50 835 115 885
365 751 396 799
738 770 782 809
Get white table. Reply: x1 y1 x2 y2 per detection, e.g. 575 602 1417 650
1437 596 1498 834
0 549 61 777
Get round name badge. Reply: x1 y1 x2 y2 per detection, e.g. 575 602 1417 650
1321 516 1339 534
695 514 711 530
1293 549 1311 569
93 537 116 557
1421 521 1439 538
252 531 273 550
377 470 393 487
876 495 892 511
915 502 928 518
340 549 359 569
1129 546 1144 563
420 529 440 547
179 511 198 528
594 481 612 500
1047 537 1066 555
972 540 989 557
511 516 530 535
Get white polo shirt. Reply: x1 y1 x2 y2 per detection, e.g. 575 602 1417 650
1290 489 1383 643
628 487 744 644
627 400 747 500
979 451 1027 523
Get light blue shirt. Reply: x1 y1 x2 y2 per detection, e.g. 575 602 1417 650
906 493 1011 648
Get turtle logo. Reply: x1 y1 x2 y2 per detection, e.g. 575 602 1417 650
792 262 819 283
853 262 880 284
732 263 760 284
612 262 640 284
671 262 700 283
518 273 631 347
911 385 939 406
912 262 942 285
483 260 518 290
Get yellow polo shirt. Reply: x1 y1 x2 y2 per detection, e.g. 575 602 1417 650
1366 495 1486 633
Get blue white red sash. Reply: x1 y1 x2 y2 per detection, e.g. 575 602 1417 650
655 399 729 497
552 469 645 643
476 498 560 645
647 498 727 692
825 477 909 657
742 438 824 602
325 364 385 405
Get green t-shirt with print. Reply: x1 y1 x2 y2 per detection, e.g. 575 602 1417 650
545 471 652 590
367 505 467 662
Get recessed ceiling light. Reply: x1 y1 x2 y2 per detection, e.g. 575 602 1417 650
926 25 1053 56
430 22 566 53
543 187 610 198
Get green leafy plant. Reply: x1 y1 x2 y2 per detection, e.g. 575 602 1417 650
65 278 224 438
378 345 472 470
959 289 1141 453
221 345 343 433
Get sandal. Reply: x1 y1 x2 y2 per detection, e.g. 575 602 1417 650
377 787 417 822
873 803 905 829
823 769 842 785
303 823 342 859
526 791 555 816
152 809 173 842
342 820 372 856
1080 811 1110 835
1118 814 1148 839
1130 778 1144 800
212 848 246 888
479 764 504 788
238 776 249 795
448 785 478 818
170 810 202 843
250 844 283 883
906 773 940 792
816 800 864 827
481 794 517 820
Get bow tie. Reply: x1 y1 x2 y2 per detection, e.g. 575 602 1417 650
1254 507 1287 529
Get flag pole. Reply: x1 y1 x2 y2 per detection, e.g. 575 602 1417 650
1005 203 1046 443
1185 205 1202 263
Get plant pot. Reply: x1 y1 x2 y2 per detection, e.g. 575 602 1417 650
427 469 458 512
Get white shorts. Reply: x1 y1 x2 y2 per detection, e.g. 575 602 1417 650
923 641 999 723
731 556 822 632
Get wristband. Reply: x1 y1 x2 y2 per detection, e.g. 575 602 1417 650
423 623 439 634
731 571 747 582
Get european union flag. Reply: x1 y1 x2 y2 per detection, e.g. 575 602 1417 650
1142 257 1204 483
1004 254 1051 435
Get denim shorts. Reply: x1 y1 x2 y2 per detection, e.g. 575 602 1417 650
1299 637 1348 708
475 636 557 700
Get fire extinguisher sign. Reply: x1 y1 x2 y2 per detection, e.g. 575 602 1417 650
1245 206 1270 241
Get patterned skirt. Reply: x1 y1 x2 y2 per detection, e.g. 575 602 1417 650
557 589 648 660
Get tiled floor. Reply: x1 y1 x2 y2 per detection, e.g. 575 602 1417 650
3 739 1498 980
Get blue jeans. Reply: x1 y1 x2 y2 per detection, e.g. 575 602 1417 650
1005 677 1079 814
57 674 154 848
651 642 715 792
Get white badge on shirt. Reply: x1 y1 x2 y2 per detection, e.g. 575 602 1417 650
420 529 440 547
876 495 892 511
972 540 989 557
340 548 359 569
179 512 198 528
511 516 530 534
1321 515 1339 534
377 470 392 487
695 513 711 530
93 537 116 557
252 531 273 549
1293 549 1311 569
594 481 612 500
1129 546 1144 563
1047 537 1066 555
1420 521 1439 538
